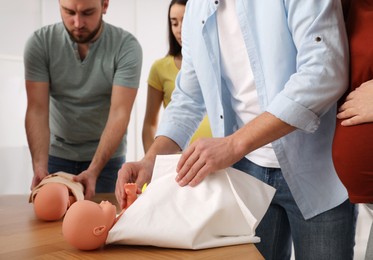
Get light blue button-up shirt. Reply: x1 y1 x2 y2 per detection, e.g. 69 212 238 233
157 0 348 219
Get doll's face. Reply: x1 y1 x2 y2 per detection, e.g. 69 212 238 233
99 200 117 228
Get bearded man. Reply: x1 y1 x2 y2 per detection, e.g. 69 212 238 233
24 0 142 199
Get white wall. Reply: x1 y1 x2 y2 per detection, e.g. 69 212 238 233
0 0 42 194
0 0 169 194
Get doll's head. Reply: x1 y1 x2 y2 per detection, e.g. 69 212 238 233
33 182 71 221
62 183 138 250
62 200 117 250
30 172 84 221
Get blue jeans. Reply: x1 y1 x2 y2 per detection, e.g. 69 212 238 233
366 204 373 260
48 155 125 193
233 157 357 260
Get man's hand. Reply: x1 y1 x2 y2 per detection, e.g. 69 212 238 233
176 112 295 187
338 79 373 126
73 170 98 200
115 159 153 210
30 167 49 190
176 136 239 187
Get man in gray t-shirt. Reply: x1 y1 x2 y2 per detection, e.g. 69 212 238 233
24 0 142 199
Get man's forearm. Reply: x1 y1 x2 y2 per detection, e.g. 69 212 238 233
88 86 138 177
87 115 130 176
144 136 181 165
230 112 296 160
25 109 50 173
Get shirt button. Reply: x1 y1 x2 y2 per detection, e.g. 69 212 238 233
215 0 219 4
202 20 205 24
220 115 223 119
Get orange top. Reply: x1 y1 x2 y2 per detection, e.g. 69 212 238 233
332 0 373 203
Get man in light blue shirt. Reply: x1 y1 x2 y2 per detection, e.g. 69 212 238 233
116 0 356 259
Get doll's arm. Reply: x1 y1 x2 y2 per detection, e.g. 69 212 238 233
115 183 139 220
124 183 138 209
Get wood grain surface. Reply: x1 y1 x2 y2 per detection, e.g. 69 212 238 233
0 194 263 259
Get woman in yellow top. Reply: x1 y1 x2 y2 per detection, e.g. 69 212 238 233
142 0 212 153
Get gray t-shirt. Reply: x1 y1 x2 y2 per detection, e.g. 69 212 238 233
24 22 142 161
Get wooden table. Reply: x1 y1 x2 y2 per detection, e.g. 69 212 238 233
0 194 263 259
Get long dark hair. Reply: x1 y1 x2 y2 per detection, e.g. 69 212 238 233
167 0 188 57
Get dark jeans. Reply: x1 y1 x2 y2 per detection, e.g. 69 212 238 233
48 155 125 193
233 157 357 260
366 204 373 260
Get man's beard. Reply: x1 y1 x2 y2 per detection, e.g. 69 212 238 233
64 17 103 44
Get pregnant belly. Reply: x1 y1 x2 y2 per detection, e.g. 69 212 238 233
332 120 373 203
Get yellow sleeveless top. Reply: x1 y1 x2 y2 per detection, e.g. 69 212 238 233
148 55 212 143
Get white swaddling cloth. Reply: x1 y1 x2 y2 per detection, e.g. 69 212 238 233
106 154 275 249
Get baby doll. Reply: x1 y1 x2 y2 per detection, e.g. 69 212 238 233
29 172 84 221
62 183 138 250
